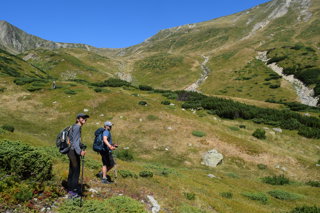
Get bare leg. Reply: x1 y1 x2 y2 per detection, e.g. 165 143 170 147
102 165 107 179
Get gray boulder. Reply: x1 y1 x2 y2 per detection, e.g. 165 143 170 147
202 149 223 167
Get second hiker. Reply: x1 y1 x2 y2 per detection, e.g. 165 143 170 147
100 121 118 184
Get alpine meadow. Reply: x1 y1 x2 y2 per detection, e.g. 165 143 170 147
0 0 320 212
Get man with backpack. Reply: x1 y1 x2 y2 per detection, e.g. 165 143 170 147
100 121 117 184
67 113 89 198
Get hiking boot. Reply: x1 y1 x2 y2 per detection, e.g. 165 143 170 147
101 178 113 184
98 171 103 179
68 191 80 199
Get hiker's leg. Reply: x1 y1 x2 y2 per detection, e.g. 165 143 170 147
106 151 115 172
102 165 107 179
67 150 80 192
100 151 108 179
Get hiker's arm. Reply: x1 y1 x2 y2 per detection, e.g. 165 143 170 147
71 125 83 155
103 136 115 150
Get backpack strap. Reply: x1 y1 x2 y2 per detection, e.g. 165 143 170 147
66 125 73 146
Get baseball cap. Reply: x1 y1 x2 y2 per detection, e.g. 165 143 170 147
76 113 90 119
104 121 113 126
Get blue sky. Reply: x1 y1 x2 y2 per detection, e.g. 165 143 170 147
1 0 270 48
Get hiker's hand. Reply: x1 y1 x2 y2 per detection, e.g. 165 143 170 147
80 151 86 156
109 145 116 150
113 144 119 148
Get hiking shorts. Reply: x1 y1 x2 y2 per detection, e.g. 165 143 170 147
100 150 115 168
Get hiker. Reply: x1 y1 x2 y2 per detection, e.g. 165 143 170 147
67 113 89 198
100 121 118 184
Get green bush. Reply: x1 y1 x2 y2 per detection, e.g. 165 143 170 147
229 126 240 131
1 124 14 132
94 88 102 93
290 206 320 213
306 181 320 187
0 87 6 92
103 78 131 87
298 127 320 139
257 164 267 170
281 118 302 130
161 100 171 105
242 192 268 204
262 175 289 185
139 170 153 178
0 140 52 181
268 190 302 200
220 192 233 199
192 131 206 137
64 89 77 95
252 128 266 139
26 85 43 92
14 186 33 202
139 85 153 91
147 114 159 121
119 170 135 178
239 125 246 129
114 149 134 161
184 192 196 200
138 101 147 106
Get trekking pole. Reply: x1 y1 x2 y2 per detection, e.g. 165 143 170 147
80 155 84 207
113 151 118 186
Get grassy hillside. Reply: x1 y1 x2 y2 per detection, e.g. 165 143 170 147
0 75 319 212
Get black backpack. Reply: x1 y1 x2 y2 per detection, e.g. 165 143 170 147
93 127 105 152
56 126 73 154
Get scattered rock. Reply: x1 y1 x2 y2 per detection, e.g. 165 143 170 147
100 114 104 117
165 147 169 151
139 118 143 122
188 143 192 147
208 174 216 178
182 108 186 111
273 128 282 133
119 115 123 118
52 101 57 104
89 188 98 193
202 149 223 167
123 147 130 150
316 164 320 167
84 109 89 112
170 103 175 106
147 195 160 213
304 113 310 117
167 126 173 130
263 127 269 130
96 122 100 125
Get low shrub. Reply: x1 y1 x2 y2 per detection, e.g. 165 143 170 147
114 149 134 161
139 170 153 178
242 192 268 204
0 87 6 92
239 125 246 129
268 190 302 200
192 131 206 137
161 100 171 105
104 78 131 87
0 140 52 181
220 192 233 199
1 125 14 132
262 175 289 185
26 85 43 92
229 126 240 131
252 128 266 139
257 164 267 170
119 170 135 178
281 118 302 130
298 127 320 139
14 186 33 202
290 206 320 213
306 181 320 187
139 85 153 91
147 114 159 121
64 89 77 95
138 101 147 106
184 192 196 200
94 88 102 93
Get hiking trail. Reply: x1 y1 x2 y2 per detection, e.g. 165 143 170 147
185 55 211 91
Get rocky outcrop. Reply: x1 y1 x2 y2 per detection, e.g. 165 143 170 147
257 51 319 106
0 21 93 54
